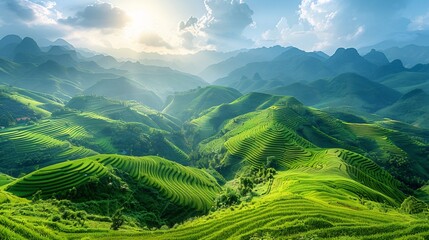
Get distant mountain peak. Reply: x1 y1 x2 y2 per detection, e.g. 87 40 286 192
331 48 360 60
0 34 22 48
52 38 74 49
363 49 389 66
14 37 41 55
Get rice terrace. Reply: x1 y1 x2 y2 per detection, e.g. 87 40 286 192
1 0 429 239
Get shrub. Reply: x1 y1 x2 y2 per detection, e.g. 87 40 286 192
214 188 240 209
400 196 428 214
32 190 42 203
51 215 61 222
111 207 125 230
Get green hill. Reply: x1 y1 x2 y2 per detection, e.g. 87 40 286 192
188 92 301 142
192 92 429 189
1 93 428 239
377 89 429 129
0 85 63 126
0 95 191 176
317 73 401 112
66 95 180 132
0 91 428 238
4 154 220 227
163 85 242 121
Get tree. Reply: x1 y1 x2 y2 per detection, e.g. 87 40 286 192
111 207 125 230
238 177 254 196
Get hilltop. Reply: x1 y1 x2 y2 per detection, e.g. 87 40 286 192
163 85 242 121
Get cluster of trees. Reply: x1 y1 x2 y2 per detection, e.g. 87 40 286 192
214 166 277 209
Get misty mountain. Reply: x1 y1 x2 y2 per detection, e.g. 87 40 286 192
84 77 163 110
326 48 377 79
379 72 429 93
119 61 208 98
363 49 390 66
214 47 334 91
106 47 242 75
374 59 407 79
265 73 401 113
200 45 289 82
382 45 429 67
377 89 429 129
0 36 208 103
359 31 429 54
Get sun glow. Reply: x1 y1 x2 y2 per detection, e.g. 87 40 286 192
123 9 153 40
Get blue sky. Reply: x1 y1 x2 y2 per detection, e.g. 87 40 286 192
1 0 429 54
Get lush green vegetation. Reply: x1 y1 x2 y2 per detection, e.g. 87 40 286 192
0 95 192 175
3 154 220 229
1 65 429 239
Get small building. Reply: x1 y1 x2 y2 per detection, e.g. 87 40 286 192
16 117 31 122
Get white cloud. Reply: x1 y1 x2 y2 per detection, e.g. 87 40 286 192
299 0 338 32
59 2 129 29
258 0 410 52
139 32 172 49
409 12 429 31
179 0 255 51
3 0 60 25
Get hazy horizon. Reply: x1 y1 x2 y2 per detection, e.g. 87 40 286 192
2 0 429 55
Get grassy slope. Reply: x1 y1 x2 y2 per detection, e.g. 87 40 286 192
0 85 63 119
163 85 242 121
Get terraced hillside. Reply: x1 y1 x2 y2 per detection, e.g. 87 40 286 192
0 96 191 176
193 93 429 189
0 161 427 239
67 95 181 132
0 91 428 239
4 154 220 227
5 155 219 210
189 93 304 143
0 85 63 126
